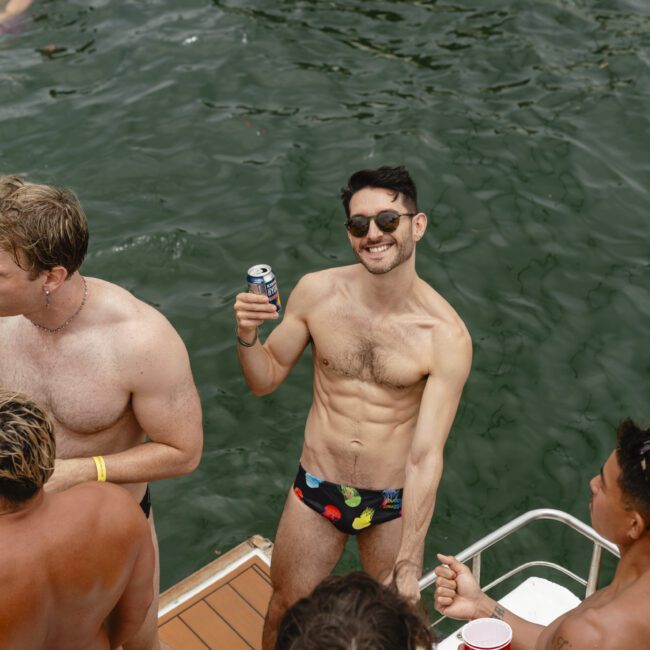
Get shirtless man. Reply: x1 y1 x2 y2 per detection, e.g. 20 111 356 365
0 389 154 649
234 166 472 649
435 418 650 650
0 177 203 650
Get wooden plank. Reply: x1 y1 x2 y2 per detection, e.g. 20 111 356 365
230 566 273 616
181 601 252 649
159 618 209 650
206 584 264 649
159 556 265 626
251 563 272 586
159 536 272 615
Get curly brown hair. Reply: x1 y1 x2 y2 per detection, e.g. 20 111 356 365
0 389 56 503
275 571 435 650
0 176 88 279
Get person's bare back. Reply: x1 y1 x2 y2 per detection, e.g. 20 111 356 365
0 390 154 650
1 482 154 650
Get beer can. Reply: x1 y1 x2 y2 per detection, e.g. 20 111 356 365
247 264 282 312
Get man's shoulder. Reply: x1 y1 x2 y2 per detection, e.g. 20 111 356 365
549 588 650 649
416 279 470 340
58 482 147 533
89 277 181 346
288 266 355 307
295 266 353 289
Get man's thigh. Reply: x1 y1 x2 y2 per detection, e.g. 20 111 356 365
356 516 404 583
270 490 348 603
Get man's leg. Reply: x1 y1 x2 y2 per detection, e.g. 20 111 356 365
356 517 405 583
262 490 348 650
123 509 170 650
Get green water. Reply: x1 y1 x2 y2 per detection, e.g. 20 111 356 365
1 0 648 605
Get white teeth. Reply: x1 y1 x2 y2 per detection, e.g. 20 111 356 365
367 245 390 253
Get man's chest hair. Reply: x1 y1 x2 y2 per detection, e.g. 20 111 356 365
310 315 429 388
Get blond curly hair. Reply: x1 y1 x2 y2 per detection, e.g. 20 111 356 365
0 389 56 502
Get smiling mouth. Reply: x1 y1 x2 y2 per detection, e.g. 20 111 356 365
365 243 392 254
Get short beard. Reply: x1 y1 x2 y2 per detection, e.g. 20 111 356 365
353 239 415 275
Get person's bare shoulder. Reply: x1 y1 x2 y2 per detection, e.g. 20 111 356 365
60 482 149 540
546 598 650 650
87 277 189 366
413 281 472 379
64 481 146 519
284 266 356 313
88 277 176 333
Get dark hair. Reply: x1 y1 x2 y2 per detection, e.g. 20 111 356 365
0 390 56 504
616 418 650 524
340 166 418 217
275 572 435 650
0 176 89 279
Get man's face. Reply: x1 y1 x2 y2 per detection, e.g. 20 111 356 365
346 187 422 275
0 249 42 317
589 451 633 543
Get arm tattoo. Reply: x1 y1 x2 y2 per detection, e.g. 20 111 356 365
552 638 573 649
491 604 506 620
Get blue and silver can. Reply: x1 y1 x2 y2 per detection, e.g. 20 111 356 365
247 264 282 312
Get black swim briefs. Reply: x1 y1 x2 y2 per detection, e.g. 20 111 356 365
292 464 402 535
139 485 151 519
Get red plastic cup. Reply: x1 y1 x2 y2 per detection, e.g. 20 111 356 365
461 618 512 650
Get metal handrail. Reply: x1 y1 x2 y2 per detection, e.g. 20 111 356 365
419 508 619 598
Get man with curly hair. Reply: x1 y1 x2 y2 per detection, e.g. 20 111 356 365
276 571 435 650
0 389 154 649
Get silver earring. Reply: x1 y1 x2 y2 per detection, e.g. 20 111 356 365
45 289 51 308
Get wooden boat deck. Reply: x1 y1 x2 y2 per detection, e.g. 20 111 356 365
158 535 273 650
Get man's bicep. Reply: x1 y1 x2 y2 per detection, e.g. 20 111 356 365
410 329 472 460
129 326 203 452
262 276 313 373
264 311 310 372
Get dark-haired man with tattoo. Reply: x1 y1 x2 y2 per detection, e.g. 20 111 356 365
234 166 472 649
435 419 650 649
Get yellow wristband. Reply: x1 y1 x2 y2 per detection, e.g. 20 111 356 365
93 455 107 482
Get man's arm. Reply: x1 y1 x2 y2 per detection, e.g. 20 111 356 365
392 322 472 601
435 554 546 650
45 316 203 490
104 499 155 648
234 275 313 396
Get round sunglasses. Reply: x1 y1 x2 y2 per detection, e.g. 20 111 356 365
345 210 416 237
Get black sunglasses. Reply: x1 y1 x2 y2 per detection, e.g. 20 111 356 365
345 210 416 238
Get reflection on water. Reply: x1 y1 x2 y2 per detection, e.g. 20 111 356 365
1 0 648 591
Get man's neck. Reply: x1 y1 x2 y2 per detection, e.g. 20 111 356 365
611 533 650 589
0 490 44 518
356 258 419 312
24 272 86 332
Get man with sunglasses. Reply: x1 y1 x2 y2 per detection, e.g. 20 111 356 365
435 418 650 649
234 165 472 650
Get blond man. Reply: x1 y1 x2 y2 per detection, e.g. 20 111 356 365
0 389 154 649
0 176 203 649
